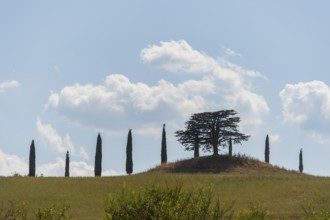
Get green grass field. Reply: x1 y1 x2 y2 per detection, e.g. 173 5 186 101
1 156 330 219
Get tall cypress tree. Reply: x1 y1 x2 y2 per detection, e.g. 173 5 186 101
65 151 70 177
228 137 233 157
28 140 36 177
299 149 303 173
265 135 270 163
94 133 102 177
161 124 167 164
126 129 133 175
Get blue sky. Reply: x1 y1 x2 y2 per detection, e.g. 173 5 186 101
1 1 330 176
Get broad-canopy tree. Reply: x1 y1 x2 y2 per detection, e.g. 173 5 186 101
28 140 36 177
176 110 249 156
94 133 102 177
175 119 201 158
126 129 133 175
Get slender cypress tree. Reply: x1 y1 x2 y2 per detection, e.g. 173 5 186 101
126 129 133 175
228 137 233 157
94 133 102 177
265 135 270 163
65 151 70 177
161 124 167 164
299 149 303 173
28 140 36 177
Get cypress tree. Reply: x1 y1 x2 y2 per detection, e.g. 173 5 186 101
228 137 233 157
28 140 36 177
65 151 70 177
299 149 303 173
94 133 102 177
265 135 270 163
161 124 167 164
126 129 133 175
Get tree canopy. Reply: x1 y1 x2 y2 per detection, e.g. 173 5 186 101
175 110 249 155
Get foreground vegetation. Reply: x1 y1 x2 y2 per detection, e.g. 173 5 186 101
1 156 330 219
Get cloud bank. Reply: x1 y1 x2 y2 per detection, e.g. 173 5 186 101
280 80 330 143
46 40 269 134
141 40 269 130
0 150 27 176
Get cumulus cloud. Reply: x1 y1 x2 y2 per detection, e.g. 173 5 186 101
47 74 215 131
0 150 28 176
280 81 330 143
141 40 219 74
141 40 269 131
0 80 20 91
36 118 75 153
46 40 268 134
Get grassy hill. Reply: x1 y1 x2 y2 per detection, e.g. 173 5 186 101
1 155 330 219
148 154 292 174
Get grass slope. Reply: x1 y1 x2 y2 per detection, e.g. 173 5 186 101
148 154 291 174
1 156 330 219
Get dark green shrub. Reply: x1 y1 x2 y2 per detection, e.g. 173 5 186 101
236 203 269 220
0 202 28 220
35 203 71 220
104 184 233 220
302 202 330 220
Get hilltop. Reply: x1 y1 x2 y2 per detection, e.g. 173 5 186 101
149 154 296 174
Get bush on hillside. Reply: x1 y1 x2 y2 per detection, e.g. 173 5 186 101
104 184 234 220
0 202 28 220
0 202 71 220
35 202 71 220
236 203 269 220
302 202 330 220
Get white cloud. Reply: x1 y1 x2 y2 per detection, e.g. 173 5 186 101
0 80 20 91
0 150 28 176
269 134 280 144
141 40 269 132
46 40 268 134
227 88 270 130
223 47 242 57
280 81 330 143
141 40 218 74
36 118 75 153
47 74 215 132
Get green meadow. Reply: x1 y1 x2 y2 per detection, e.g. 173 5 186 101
1 157 330 219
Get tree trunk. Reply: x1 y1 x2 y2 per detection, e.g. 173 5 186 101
194 143 199 158
213 144 218 155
